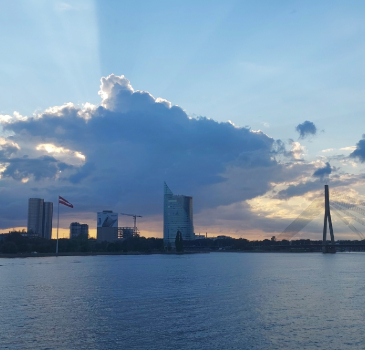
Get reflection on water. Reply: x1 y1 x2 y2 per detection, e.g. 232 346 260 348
1 253 365 349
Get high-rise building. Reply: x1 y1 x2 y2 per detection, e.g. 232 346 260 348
97 210 118 242
28 198 44 236
70 222 89 239
27 198 53 238
43 202 53 239
163 182 194 247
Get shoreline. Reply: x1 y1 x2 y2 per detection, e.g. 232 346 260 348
0 251 211 259
0 250 332 259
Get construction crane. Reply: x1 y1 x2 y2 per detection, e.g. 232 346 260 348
120 213 142 236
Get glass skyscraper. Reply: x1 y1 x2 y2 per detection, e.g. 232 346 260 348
163 182 194 247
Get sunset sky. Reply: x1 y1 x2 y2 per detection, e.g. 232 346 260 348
1 0 365 240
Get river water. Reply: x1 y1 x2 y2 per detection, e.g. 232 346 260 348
0 252 365 349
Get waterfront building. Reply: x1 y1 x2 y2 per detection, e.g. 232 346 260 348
28 198 44 236
43 202 53 239
70 222 89 239
163 182 194 247
27 198 53 238
97 210 118 242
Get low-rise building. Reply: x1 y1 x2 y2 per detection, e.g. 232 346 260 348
118 227 134 239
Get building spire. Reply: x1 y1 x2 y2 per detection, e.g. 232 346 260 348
164 181 173 196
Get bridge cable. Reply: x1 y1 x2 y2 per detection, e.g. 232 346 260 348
331 193 365 217
330 206 365 240
278 197 323 240
331 202 365 228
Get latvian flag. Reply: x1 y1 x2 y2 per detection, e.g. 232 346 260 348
59 196 73 208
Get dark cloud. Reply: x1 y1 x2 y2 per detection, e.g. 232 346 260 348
271 139 294 158
313 162 332 180
68 163 95 184
0 155 66 181
350 134 365 162
276 180 323 199
275 174 358 200
295 120 317 139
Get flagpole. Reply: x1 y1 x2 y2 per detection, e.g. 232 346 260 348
56 196 59 254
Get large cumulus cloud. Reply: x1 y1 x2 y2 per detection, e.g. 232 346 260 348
0 74 337 233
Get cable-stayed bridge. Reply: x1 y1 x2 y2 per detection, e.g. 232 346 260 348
278 185 365 253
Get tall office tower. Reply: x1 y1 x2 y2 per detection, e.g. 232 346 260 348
27 198 44 236
97 211 118 242
163 182 194 247
70 222 89 239
27 198 53 238
43 202 53 239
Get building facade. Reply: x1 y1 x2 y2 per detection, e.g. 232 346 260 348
43 202 53 239
70 222 89 239
118 227 134 239
28 198 44 236
163 182 194 247
80 224 88 237
27 198 53 238
97 210 118 242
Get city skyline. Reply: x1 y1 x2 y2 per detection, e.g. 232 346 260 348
2 2 365 240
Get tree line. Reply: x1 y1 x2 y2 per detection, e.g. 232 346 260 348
0 232 164 254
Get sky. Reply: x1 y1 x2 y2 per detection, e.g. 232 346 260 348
1 0 365 240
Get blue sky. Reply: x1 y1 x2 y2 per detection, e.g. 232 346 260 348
1 0 365 239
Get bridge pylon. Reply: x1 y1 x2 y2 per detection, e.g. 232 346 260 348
323 184 336 253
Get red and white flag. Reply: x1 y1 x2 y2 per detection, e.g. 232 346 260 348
59 196 73 208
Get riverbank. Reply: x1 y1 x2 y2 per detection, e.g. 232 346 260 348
0 250 329 258
0 250 210 258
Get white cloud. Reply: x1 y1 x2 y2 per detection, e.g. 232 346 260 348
291 141 305 159
55 2 73 12
41 103 75 118
0 137 20 151
340 146 356 151
36 143 86 162
155 98 172 109
0 111 27 124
